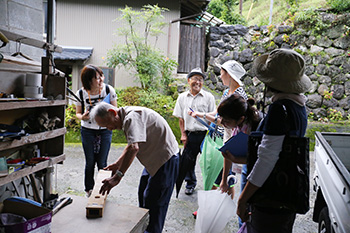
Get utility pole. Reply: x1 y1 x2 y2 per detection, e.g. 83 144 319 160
269 0 273 25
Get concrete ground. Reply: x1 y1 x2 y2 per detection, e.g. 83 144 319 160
52 144 318 233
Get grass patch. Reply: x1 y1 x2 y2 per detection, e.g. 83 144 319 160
240 0 328 26
299 0 327 9
64 142 81 146
111 143 128 148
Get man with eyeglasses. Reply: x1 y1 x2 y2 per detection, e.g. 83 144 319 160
173 67 216 195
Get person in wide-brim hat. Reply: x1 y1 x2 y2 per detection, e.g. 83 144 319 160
252 48 312 94
237 48 311 233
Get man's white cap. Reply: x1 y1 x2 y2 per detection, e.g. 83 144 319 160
187 67 206 79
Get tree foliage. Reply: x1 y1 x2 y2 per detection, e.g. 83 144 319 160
106 5 177 92
207 0 246 25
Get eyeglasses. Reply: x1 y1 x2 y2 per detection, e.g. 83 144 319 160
190 77 204 82
94 75 103 80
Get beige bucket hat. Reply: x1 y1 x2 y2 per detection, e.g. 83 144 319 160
252 48 312 93
218 60 246 86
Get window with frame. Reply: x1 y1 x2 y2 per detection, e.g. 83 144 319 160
101 67 115 87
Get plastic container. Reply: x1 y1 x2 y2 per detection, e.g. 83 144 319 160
24 86 43 99
26 73 42 86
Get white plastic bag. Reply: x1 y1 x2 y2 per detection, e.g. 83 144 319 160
195 190 236 233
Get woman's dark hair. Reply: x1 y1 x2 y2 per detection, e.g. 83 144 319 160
80 65 103 90
218 93 261 129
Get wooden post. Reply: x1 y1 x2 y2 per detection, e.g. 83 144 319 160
239 0 243 15
86 170 112 218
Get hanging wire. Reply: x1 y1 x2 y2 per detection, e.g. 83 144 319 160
257 85 267 116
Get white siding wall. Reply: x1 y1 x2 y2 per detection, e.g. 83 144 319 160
55 0 180 91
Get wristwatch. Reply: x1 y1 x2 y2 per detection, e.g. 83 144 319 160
203 113 206 120
115 170 124 178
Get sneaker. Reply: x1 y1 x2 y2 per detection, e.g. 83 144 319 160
192 211 197 219
85 190 92 198
185 188 194 195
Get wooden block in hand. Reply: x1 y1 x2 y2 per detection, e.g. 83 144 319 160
86 170 112 218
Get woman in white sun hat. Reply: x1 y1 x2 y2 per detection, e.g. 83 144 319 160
237 48 312 232
213 60 249 199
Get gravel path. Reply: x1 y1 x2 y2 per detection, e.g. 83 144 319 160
53 144 318 233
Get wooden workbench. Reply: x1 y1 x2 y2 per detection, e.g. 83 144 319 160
52 195 149 233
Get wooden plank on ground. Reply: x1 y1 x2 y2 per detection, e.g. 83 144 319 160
86 170 112 218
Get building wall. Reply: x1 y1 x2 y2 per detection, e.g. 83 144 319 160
55 0 181 91
0 0 44 61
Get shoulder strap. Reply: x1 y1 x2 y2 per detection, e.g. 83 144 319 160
281 102 300 137
79 89 84 114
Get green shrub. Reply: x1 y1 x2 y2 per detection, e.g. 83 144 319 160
306 122 337 151
327 0 350 13
327 108 343 122
111 130 127 143
116 87 181 142
65 130 81 143
116 86 143 106
167 116 181 143
295 8 330 35
116 87 175 119
65 104 80 143
65 104 80 132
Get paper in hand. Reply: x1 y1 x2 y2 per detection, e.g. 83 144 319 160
218 131 249 157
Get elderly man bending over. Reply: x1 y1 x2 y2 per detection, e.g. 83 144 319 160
90 102 179 233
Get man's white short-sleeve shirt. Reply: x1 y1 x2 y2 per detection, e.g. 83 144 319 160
173 89 216 131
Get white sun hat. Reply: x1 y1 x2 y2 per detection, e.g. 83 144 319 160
218 60 246 86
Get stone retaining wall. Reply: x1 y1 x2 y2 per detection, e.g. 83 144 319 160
205 12 350 120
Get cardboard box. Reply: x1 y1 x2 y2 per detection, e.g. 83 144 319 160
0 199 52 233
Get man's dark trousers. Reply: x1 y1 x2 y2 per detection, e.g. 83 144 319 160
138 154 179 233
183 131 207 189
